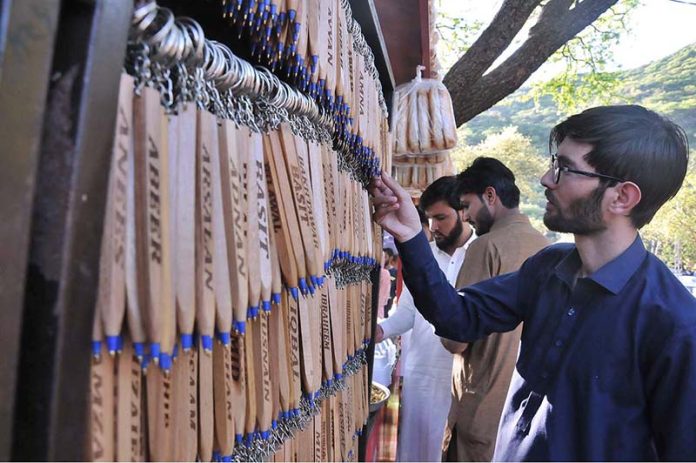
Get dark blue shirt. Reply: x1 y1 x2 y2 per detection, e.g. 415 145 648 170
397 231 696 461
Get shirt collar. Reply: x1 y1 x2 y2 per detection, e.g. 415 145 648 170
489 211 532 233
554 235 647 294
431 229 477 257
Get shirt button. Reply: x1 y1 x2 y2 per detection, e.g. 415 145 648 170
554 339 563 347
541 371 549 379
567 307 576 316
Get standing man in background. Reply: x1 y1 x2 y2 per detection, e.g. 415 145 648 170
375 176 475 461
441 158 549 461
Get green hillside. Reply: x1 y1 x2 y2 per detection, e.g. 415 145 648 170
462 43 696 152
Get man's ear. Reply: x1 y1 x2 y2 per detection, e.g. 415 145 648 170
483 186 497 206
608 181 642 217
457 208 469 222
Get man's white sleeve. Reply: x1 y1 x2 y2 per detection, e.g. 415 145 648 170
379 286 416 339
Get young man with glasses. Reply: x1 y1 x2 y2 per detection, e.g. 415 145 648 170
369 105 695 461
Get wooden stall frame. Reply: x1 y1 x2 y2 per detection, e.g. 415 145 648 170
7 1 132 460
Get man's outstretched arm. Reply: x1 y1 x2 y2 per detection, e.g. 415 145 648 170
369 172 524 341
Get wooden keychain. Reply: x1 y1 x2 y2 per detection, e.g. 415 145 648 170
217 117 249 454
170 102 199 462
320 145 339 272
115 333 145 462
243 317 258 449
210 112 236 461
100 72 131 356
307 141 330 274
133 84 164 460
195 107 217 462
278 124 321 291
123 74 149 463
265 128 305 296
293 135 324 285
218 118 249 335
251 129 274 314
266 226 286 437
316 0 336 109
240 126 263 320
89 310 115 462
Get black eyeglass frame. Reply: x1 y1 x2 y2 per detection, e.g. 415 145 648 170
550 153 626 184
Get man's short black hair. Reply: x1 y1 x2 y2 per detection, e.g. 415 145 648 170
455 157 520 209
419 175 460 212
550 105 689 228
417 206 429 225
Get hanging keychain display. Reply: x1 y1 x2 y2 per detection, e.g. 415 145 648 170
87 1 387 461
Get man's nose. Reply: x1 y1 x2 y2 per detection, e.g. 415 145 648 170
540 167 556 189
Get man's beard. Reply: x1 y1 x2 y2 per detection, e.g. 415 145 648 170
471 205 494 236
543 184 608 235
435 216 464 251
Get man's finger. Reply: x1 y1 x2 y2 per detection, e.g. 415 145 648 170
380 171 410 202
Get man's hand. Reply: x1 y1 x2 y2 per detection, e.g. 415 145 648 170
375 324 385 343
369 171 421 243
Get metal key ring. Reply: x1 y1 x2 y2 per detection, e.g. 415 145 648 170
145 7 174 47
131 1 158 34
178 17 205 67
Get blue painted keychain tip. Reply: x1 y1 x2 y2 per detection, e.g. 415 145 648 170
180 334 193 350
133 342 145 358
91 341 101 357
201 335 214 352
288 9 296 22
272 293 281 305
150 343 161 363
222 455 232 462
261 430 271 440
212 451 221 461
216 331 231 345
234 320 246 335
235 434 243 444
262 300 271 312
105 336 120 354
159 352 172 371
299 277 308 291
248 305 259 318
289 287 299 300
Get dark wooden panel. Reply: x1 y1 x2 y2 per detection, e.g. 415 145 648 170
373 0 423 86
11 0 132 460
0 1 61 459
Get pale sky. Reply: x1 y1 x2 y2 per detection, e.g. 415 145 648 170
612 0 696 69
437 0 696 77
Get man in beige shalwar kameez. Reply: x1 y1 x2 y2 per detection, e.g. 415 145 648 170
441 158 549 461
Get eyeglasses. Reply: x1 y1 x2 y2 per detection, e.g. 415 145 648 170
550 153 626 184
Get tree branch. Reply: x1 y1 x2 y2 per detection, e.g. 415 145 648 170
445 0 619 126
442 0 542 110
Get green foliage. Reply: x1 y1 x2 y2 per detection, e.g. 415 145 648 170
528 0 640 112
464 43 696 154
435 0 484 71
642 171 696 272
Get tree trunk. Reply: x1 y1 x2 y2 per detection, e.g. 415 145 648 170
444 0 619 127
